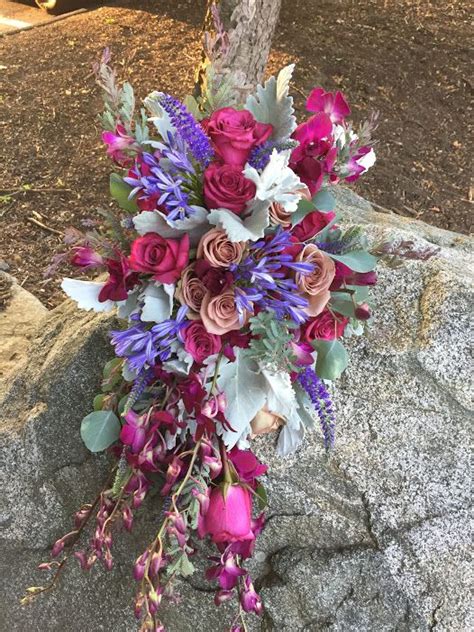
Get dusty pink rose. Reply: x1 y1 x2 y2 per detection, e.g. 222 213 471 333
250 406 285 437
200 289 245 335
129 232 189 284
303 309 348 342
296 244 335 316
199 484 254 543
205 107 273 166
197 228 245 268
269 202 292 228
176 264 207 318
203 163 256 214
182 320 222 364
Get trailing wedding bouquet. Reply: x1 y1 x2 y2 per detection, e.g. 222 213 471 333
24 50 379 631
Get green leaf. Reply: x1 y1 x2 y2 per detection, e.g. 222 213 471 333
183 94 204 120
313 189 335 211
291 197 316 226
328 250 377 273
255 484 268 510
103 357 122 379
110 173 138 213
80 410 121 452
328 294 356 318
93 394 106 411
312 339 349 380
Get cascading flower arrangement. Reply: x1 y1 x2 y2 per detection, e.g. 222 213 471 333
24 49 380 631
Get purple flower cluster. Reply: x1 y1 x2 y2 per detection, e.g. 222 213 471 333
233 228 314 323
110 307 188 372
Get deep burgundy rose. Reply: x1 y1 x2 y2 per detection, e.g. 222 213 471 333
99 256 139 302
292 210 336 241
194 259 234 296
129 232 189 284
198 484 254 543
303 309 348 342
205 107 273 166
182 320 222 364
203 163 256 214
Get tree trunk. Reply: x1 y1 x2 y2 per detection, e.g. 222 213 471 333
196 0 282 101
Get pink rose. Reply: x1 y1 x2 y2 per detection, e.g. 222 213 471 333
197 228 245 268
129 232 189 284
250 406 285 437
199 484 254 543
200 289 245 335
203 163 256 214
205 107 273 166
292 210 336 241
296 244 335 316
176 264 207 317
303 309 348 341
182 320 222 364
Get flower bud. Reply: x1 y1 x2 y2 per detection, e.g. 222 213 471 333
355 302 371 320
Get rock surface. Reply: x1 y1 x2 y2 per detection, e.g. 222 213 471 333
0 188 472 632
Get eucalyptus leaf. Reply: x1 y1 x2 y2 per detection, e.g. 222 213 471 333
93 394 106 411
110 173 138 213
80 410 121 452
313 189 336 211
328 250 377 273
312 339 349 380
255 484 268 510
291 198 316 226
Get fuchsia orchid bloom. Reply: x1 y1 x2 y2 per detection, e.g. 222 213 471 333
98 255 139 303
102 124 137 166
70 246 104 269
306 87 351 123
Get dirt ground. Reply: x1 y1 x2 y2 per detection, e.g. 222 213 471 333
0 0 472 308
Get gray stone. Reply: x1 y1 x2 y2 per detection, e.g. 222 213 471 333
0 188 472 631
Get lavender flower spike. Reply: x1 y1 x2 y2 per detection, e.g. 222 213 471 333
155 93 214 167
297 367 336 449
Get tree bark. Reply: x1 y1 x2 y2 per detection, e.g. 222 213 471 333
196 0 282 101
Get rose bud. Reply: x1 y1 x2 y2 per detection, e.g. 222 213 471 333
199 484 254 543
355 303 371 320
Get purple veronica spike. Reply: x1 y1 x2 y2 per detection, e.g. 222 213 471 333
247 139 299 171
155 93 214 167
297 367 335 449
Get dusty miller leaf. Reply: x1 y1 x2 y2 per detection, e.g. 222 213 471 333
245 65 297 142
207 201 270 243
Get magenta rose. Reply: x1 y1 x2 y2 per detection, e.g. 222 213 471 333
203 163 256 214
199 484 254 543
292 210 336 241
205 107 273 166
129 232 189 284
303 309 348 342
182 320 222 364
